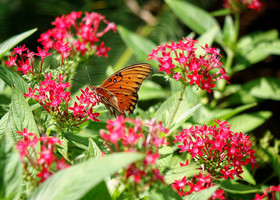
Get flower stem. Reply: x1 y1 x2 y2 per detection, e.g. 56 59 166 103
167 84 186 131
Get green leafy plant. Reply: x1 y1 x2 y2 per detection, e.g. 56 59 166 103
0 1 280 199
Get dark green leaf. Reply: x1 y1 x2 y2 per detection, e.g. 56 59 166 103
81 181 111 200
165 0 220 36
221 179 260 194
148 182 181 200
0 28 37 58
0 132 22 200
29 152 144 200
0 65 29 93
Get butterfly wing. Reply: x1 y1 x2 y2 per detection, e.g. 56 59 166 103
97 63 151 116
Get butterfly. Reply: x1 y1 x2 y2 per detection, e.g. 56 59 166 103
91 63 152 117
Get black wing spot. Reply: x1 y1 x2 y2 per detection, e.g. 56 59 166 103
116 72 123 77
125 94 128 97
119 86 122 89
128 77 131 79
113 79 117 83
108 78 112 82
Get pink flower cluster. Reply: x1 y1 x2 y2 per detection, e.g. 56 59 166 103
16 128 69 183
4 45 52 74
148 38 230 93
100 116 168 185
172 172 225 199
24 73 99 129
38 11 117 57
223 0 263 12
174 119 257 180
254 185 280 200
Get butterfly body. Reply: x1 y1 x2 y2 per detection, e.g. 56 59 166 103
91 63 152 117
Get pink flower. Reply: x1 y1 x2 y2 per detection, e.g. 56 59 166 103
4 55 18 67
11 45 28 55
35 47 52 58
100 116 167 188
38 11 117 58
95 42 110 57
172 173 226 198
15 129 70 184
17 59 32 74
174 119 257 180
148 37 230 93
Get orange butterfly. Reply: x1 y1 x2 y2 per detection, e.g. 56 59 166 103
91 63 152 117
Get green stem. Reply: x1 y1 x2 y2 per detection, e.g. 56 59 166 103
167 84 186 131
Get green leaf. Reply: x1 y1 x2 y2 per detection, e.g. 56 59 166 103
234 30 280 72
30 152 144 200
85 138 102 160
222 15 236 45
164 165 199 184
81 181 111 200
148 182 181 200
64 132 89 150
0 112 8 135
165 0 220 35
154 91 201 131
57 137 70 162
138 80 170 100
183 185 220 200
207 103 257 125
6 86 39 142
0 28 37 58
261 147 280 178
169 103 201 134
244 77 280 100
0 65 29 93
240 166 256 185
157 146 174 172
118 25 157 66
0 132 22 200
195 26 221 56
221 179 260 194
228 111 272 133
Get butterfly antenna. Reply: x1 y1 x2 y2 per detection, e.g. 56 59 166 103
86 66 93 86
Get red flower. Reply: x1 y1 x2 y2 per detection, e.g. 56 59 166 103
95 42 110 57
17 59 32 74
148 37 230 93
174 119 257 180
35 47 52 58
11 45 28 55
38 11 117 58
4 55 18 67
